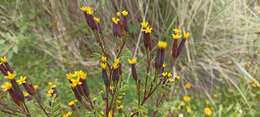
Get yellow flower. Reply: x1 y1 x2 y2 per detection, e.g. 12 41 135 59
108 111 113 117
168 78 174 82
0 56 7 63
183 32 190 39
66 72 74 81
101 56 108 62
167 72 172 78
162 63 166 68
183 95 191 103
112 17 120 24
114 58 120 64
1 82 12 91
99 111 104 117
172 33 182 40
174 73 180 80
173 28 181 34
48 82 57 89
68 100 77 106
141 20 149 28
128 58 137 64
74 70 87 80
70 79 82 88
184 82 192 89
162 72 168 77
204 107 213 116
80 6 94 15
46 89 55 97
116 11 121 17
47 89 54 94
63 112 72 117
121 10 128 17
5 72 16 80
157 41 168 49
100 63 107 69
109 85 114 92
94 16 101 23
249 80 260 88
142 26 153 33
23 91 29 97
186 106 192 113
112 63 119 70
17 76 27 85
33 85 39 90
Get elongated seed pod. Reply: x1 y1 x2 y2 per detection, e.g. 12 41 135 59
143 33 152 51
102 69 110 88
172 39 178 59
23 83 36 96
10 80 24 102
131 64 138 81
84 13 100 31
176 39 186 57
72 87 82 102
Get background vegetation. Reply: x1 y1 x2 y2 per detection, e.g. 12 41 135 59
0 0 260 116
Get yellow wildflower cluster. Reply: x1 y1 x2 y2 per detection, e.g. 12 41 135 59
0 56 7 63
1 82 12 92
112 58 120 69
94 16 101 24
172 28 190 40
46 88 55 97
17 76 27 85
183 32 190 39
68 100 78 107
161 72 174 82
108 111 113 117
162 63 166 68
128 58 137 65
116 11 121 17
112 17 120 24
186 106 192 113
184 82 192 89
157 41 168 49
100 56 108 69
141 20 152 33
204 107 213 116
160 71 180 83
249 80 260 88
172 28 182 40
66 70 87 88
183 95 191 103
33 85 39 90
46 82 57 97
63 112 72 117
162 72 172 78
121 10 128 17
100 56 108 63
23 91 29 97
80 6 94 15
174 72 180 80
116 10 128 17
48 82 57 89
5 72 16 80
100 63 107 69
